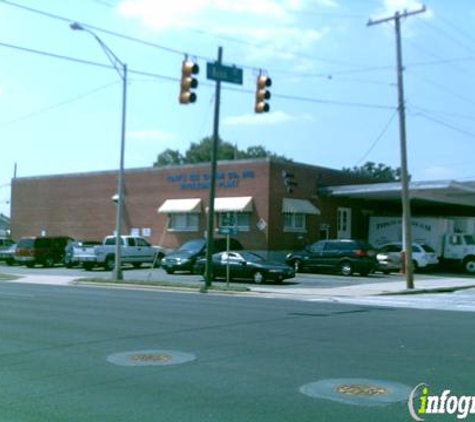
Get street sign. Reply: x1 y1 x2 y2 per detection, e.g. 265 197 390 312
207 62 243 85
218 227 238 236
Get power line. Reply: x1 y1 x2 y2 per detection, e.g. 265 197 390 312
0 81 119 128
355 109 398 166
413 111 475 139
0 0 389 73
0 39 395 112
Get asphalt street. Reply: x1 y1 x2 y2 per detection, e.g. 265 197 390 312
0 281 474 422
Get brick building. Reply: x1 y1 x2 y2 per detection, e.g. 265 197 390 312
11 158 376 256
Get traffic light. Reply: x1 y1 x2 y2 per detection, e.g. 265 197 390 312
179 59 199 104
282 170 297 193
255 73 272 113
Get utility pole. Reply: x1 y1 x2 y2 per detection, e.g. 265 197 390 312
368 6 426 290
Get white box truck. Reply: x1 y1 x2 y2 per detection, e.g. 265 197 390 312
368 216 475 273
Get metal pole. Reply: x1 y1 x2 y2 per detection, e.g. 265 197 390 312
69 23 128 281
112 63 127 281
204 46 223 291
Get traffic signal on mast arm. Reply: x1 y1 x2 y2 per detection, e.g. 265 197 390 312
179 59 199 104
255 73 272 113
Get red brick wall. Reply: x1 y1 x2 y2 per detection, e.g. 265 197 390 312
10 159 376 251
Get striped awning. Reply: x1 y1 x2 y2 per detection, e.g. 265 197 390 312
214 196 253 212
158 198 202 214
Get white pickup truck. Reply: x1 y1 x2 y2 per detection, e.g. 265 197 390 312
76 235 166 271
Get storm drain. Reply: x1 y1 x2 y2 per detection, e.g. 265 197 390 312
300 378 412 407
107 350 196 367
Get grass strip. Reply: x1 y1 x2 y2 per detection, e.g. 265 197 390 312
75 277 250 293
0 273 22 281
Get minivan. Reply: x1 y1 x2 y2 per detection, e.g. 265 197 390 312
15 236 73 268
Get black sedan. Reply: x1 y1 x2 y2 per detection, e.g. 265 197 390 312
193 251 295 284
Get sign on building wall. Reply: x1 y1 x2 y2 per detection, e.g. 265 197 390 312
166 169 255 190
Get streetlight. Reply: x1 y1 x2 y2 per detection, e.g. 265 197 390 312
70 22 127 281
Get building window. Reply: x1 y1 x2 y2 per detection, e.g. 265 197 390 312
283 213 306 232
218 212 250 231
168 213 199 232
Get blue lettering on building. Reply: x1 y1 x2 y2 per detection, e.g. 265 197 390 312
166 169 255 190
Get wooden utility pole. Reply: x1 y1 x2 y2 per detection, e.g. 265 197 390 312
368 6 426 289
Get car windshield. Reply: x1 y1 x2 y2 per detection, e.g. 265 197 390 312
464 235 475 245
17 238 34 248
178 239 205 252
421 244 436 253
238 251 265 262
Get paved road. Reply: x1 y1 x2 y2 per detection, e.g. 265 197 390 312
0 282 474 422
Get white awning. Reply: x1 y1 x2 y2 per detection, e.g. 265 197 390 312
282 198 320 215
158 198 202 214
214 196 253 212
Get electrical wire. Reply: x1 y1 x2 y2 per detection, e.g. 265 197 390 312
413 112 475 140
0 81 119 128
0 0 391 73
354 109 398 166
0 40 395 111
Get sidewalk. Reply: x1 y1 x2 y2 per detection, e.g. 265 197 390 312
249 277 475 299
7 273 475 300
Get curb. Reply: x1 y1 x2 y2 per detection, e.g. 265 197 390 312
378 284 475 296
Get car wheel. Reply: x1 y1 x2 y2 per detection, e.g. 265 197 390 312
359 269 370 277
6 258 13 266
292 259 303 273
412 260 419 273
253 271 265 284
43 256 54 268
104 256 115 271
153 253 164 268
83 262 94 271
132 263 142 269
463 258 475 274
339 261 353 276
165 269 175 275
382 270 391 275
26 262 35 268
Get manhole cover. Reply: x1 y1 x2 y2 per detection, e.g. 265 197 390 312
107 350 196 367
300 378 412 406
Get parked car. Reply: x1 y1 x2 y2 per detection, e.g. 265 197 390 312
0 243 16 266
14 236 73 267
64 239 101 268
161 238 243 274
376 242 439 274
285 239 377 276
193 251 295 284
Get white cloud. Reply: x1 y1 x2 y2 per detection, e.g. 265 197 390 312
127 129 178 142
118 0 338 30
223 111 314 126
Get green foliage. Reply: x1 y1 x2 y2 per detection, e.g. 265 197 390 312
153 136 291 167
342 161 401 182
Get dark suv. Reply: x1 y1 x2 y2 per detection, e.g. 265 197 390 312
161 238 243 274
285 239 377 276
14 236 73 268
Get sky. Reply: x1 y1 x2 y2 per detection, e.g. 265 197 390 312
1 0 475 217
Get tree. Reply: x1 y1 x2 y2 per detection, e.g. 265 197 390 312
154 148 184 166
342 161 401 182
153 137 291 167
